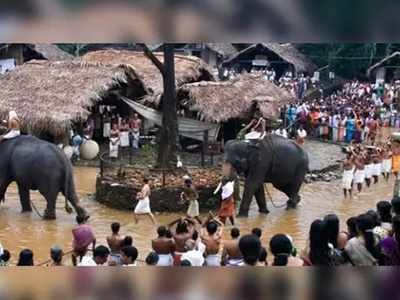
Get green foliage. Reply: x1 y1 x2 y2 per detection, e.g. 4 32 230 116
297 43 400 79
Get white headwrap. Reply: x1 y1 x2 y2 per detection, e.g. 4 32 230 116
221 181 234 200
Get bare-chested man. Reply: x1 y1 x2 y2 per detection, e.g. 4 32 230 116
364 149 373 188
342 153 355 198
353 148 366 193
372 148 383 184
169 218 194 266
152 226 176 266
106 222 124 266
221 227 243 266
201 215 223 267
382 143 392 182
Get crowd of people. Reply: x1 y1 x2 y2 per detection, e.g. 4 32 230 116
282 80 400 144
70 113 142 161
3 195 400 266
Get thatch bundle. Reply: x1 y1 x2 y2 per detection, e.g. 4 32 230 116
179 74 293 122
81 50 215 95
0 60 139 138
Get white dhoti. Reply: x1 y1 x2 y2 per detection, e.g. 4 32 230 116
187 200 199 218
354 169 365 184
365 164 373 179
205 254 221 267
134 197 151 214
157 254 173 266
3 129 20 139
131 129 140 149
109 138 119 158
227 258 244 267
103 123 111 138
342 168 354 190
382 159 392 173
120 131 130 147
373 163 382 176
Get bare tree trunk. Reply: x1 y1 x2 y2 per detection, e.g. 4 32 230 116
157 44 178 168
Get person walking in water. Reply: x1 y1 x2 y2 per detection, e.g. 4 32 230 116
134 178 156 225
180 176 201 224
342 153 355 198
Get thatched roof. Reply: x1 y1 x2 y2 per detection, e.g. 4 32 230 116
0 60 139 137
81 50 215 95
178 74 293 122
205 43 238 59
223 43 316 73
367 51 400 77
32 44 74 61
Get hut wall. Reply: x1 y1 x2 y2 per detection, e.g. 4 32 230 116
0 45 24 65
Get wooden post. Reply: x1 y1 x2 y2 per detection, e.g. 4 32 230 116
202 130 209 167
100 155 104 178
162 169 166 187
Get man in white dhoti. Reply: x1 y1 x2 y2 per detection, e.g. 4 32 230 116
382 145 392 182
133 178 156 225
0 111 21 142
342 154 355 198
353 149 366 193
109 124 120 159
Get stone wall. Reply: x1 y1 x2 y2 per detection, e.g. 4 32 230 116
95 176 220 212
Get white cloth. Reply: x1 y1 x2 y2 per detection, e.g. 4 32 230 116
227 258 244 267
342 168 354 190
354 169 365 184
77 255 97 266
3 129 20 139
205 254 221 267
373 163 382 176
109 138 119 158
297 129 307 139
120 131 130 147
103 123 111 138
157 254 173 266
187 200 199 218
0 243 3 257
382 159 392 173
245 131 262 140
365 164 373 179
134 196 151 214
181 250 205 267
221 181 234 200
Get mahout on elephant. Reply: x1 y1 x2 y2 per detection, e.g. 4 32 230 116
0 135 88 220
224 134 309 217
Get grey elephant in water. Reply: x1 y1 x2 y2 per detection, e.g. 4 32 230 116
0 135 88 220
224 135 309 217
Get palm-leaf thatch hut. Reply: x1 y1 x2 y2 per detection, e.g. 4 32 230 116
222 43 316 77
0 60 144 142
81 50 215 95
173 73 293 141
177 73 293 122
367 51 400 82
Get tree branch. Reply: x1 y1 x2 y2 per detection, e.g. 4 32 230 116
142 44 165 76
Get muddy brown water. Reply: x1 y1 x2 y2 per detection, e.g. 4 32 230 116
0 165 396 266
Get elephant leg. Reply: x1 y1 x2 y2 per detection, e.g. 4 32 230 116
40 189 58 220
283 181 303 209
238 180 262 217
17 184 32 212
0 179 11 203
254 184 269 214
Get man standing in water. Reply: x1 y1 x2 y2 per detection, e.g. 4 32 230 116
201 215 223 266
221 227 243 266
342 153 355 198
353 148 366 193
382 143 392 182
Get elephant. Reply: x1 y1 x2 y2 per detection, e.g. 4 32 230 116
224 135 309 217
0 135 88 220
